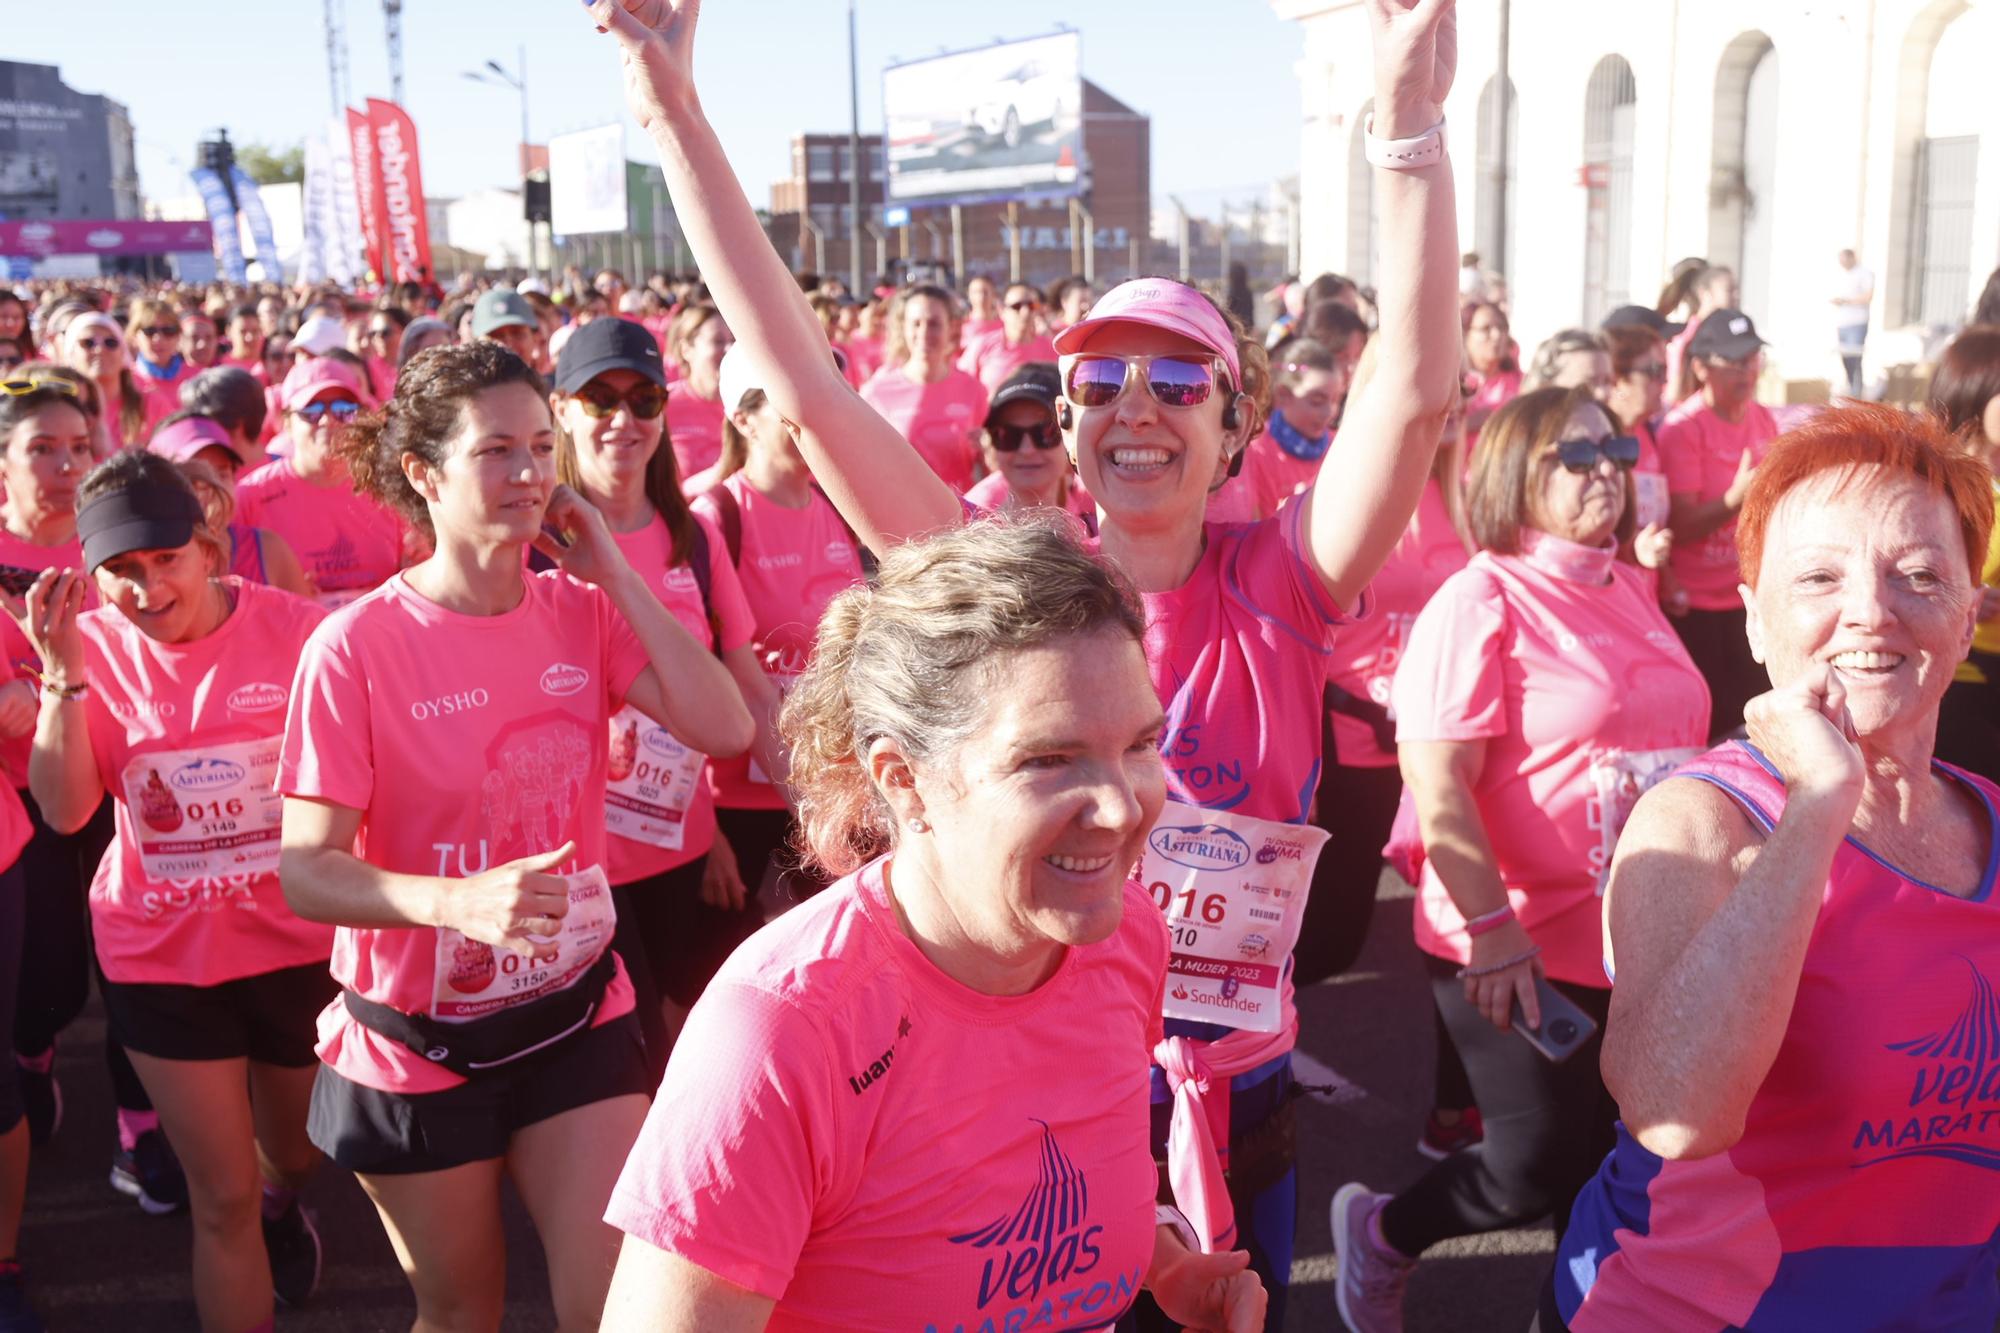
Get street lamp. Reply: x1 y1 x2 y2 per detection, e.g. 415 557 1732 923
463 48 538 280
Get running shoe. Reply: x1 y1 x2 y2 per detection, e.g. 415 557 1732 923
1414 1106 1483 1160
17 1064 59 1148
1332 1182 1416 1333
109 1128 189 1216
262 1199 323 1308
0 1261 45 1332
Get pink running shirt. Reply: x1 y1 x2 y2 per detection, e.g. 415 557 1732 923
958 329 1060 396
1327 478 1468 768
1391 532 1711 985
665 381 726 481
691 477 865 810
82 580 335 985
858 367 989 494
602 512 754 883
1235 429 1326 521
963 471 1096 529
277 569 648 1093
235 457 406 610
606 860 1166 1332
1657 398 1778 611
133 360 195 437
0 530 92 788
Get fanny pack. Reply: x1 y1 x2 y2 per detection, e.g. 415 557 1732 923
341 950 616 1078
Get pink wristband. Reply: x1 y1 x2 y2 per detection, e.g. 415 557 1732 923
1464 905 1515 937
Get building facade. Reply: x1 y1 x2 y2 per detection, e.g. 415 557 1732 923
1278 0 2000 383
0 60 140 222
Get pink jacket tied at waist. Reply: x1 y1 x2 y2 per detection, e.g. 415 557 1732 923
1153 976 1299 1254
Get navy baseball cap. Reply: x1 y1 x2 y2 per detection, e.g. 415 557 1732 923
554 317 666 393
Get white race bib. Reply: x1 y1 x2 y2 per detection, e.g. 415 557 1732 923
604 707 705 851
1137 799 1330 1033
1633 472 1670 531
123 737 283 881
1585 746 1702 894
429 865 617 1021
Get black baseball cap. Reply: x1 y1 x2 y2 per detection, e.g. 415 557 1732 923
1688 309 1767 362
985 361 1060 429
553 317 667 393
78 472 206 572
1600 305 1683 340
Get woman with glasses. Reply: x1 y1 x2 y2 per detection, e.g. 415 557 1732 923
58 313 145 452
584 0 1460 1323
235 358 411 610
1331 386 1710 1331
126 298 195 438
858 285 989 494
1660 310 1779 737
964 363 1092 525
362 307 412 404
958 282 1059 396
546 318 780 1069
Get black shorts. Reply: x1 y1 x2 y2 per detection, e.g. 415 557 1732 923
307 1013 649 1176
101 960 338 1066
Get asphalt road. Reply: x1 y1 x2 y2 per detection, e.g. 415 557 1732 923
19 872 1557 1332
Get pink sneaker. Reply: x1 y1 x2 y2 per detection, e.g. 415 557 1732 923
1332 1182 1417 1333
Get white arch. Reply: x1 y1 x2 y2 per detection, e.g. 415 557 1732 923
1582 56 1638 325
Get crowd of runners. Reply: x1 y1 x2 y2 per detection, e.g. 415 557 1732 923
0 0 1996 1329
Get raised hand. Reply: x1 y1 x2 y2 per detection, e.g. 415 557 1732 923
3 569 87 689
1365 0 1457 135
1148 1244 1267 1333
443 841 578 958
1634 523 1673 571
533 484 633 589
584 0 700 132
1744 665 1865 815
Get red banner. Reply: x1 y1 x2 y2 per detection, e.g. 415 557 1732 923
367 98 434 284
346 106 390 283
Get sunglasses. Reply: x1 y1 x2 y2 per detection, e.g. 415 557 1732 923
296 397 361 424
0 377 80 400
572 382 668 420
1061 354 1223 411
76 335 120 351
1006 300 1041 313
367 327 396 340
140 325 180 339
991 420 1061 452
1553 435 1641 474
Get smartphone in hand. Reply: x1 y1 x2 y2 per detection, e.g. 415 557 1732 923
1509 975 1599 1063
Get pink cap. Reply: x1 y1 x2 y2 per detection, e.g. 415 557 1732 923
148 415 236 465
280 356 369 413
1051 278 1241 390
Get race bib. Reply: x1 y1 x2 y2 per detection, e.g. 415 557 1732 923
747 668 801 785
604 706 705 850
123 737 282 881
430 864 617 1021
1585 746 1702 894
1632 472 1670 530
1137 799 1330 1033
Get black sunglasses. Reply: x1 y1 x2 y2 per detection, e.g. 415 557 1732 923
140 325 180 339
1006 300 1041 313
1554 435 1641 474
573 382 668 420
991 420 1061 452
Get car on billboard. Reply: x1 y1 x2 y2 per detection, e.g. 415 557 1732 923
966 56 1073 150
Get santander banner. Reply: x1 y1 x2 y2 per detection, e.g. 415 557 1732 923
367 98 434 284
345 106 390 283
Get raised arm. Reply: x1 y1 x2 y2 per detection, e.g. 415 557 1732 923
1305 0 1461 610
587 0 960 550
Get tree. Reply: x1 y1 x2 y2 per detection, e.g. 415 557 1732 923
236 142 305 185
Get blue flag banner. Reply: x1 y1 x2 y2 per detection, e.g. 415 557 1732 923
188 167 246 283
229 165 283 281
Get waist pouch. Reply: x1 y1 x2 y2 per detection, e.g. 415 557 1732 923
1325 681 1396 757
341 950 616 1078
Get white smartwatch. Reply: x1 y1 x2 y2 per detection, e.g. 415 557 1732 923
1363 114 1448 170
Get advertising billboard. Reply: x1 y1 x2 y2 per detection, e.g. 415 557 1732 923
548 123 629 237
883 32 1083 206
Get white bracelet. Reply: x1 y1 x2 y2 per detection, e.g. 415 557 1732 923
1155 1203 1200 1254
1364 114 1448 170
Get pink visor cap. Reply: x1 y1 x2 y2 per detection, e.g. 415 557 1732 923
148 415 238 465
1051 279 1241 390
280 356 370 413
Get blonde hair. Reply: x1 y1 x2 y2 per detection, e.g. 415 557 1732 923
883 285 956 371
780 517 1144 875
665 302 723 377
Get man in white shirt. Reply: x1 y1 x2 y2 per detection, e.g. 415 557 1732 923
1831 248 1874 397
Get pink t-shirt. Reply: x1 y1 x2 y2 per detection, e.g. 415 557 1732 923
222 354 271 388
236 457 406 610
963 471 1096 529
277 569 648 1093
1327 478 1469 768
1465 368 1522 443
1391 533 1712 985
81 580 335 985
0 529 90 788
132 360 196 437
665 381 726 481
858 367 989 494
1236 427 1327 521
602 512 754 883
691 477 866 810
958 328 1060 396
606 859 1166 1332
1657 398 1779 611
843 334 885 387
958 315 1002 348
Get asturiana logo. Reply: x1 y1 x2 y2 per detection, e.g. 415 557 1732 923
539 663 589 697
170 758 246 792
226 681 289 715
1149 823 1251 872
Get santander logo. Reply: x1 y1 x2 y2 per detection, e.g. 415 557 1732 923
227 681 289 715
539 663 589 698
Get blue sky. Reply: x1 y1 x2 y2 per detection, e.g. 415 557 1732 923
13 0 1307 216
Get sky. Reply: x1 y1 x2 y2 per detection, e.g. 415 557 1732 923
11 0 1307 218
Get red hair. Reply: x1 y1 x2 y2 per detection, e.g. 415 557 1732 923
1736 402 1993 587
